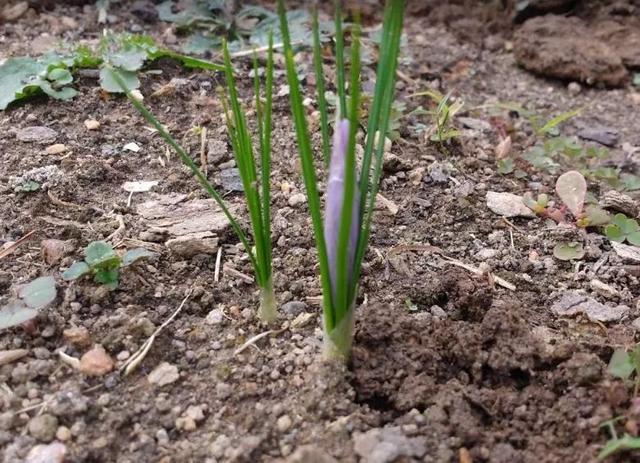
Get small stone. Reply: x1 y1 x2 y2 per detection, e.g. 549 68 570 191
0 349 29 366
148 362 179 386
590 279 618 299
79 345 114 376
56 426 71 441
567 82 581 96
84 119 100 130
577 126 619 147
218 168 243 192
28 414 58 442
1 1 28 22
63 327 91 347
17 126 58 144
215 382 232 399
209 435 230 458
486 191 536 218
156 428 169 445
632 317 640 331
25 442 67 463
276 415 292 432
123 142 141 152
288 193 306 207
430 305 446 318
286 445 338 463
205 309 223 325
116 351 130 361
551 291 629 322
41 239 69 265
166 234 218 258
409 167 425 185
175 416 197 432
185 405 205 422
353 426 427 463
45 144 67 155
611 242 640 263
475 248 498 260
281 301 307 316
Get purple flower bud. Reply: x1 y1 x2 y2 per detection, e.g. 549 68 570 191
324 119 360 300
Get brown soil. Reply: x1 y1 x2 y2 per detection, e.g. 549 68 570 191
1 1 640 463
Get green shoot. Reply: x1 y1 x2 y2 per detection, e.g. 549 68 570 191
278 0 405 361
107 37 277 322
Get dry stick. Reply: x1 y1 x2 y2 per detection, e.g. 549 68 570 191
48 190 83 210
120 289 192 376
105 214 125 242
440 255 516 291
214 247 223 283
234 328 286 355
229 40 302 58
200 126 208 176
0 230 37 260
387 244 516 290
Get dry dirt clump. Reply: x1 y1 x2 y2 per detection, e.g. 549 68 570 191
513 15 629 87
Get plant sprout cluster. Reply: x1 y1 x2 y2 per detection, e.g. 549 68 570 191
107 0 405 361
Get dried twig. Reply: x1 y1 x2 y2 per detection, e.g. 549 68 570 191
234 328 286 355
48 190 83 210
120 290 192 376
105 214 125 242
0 230 37 260
200 126 208 175
223 264 254 284
440 255 516 291
214 247 222 283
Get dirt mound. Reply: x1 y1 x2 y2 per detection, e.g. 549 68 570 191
351 271 620 461
513 15 629 87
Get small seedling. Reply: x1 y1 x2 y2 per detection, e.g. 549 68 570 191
411 90 462 144
62 241 154 290
0 33 223 110
605 214 640 246
523 193 549 215
599 416 640 460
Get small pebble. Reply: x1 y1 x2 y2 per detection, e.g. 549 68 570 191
84 119 100 130
79 345 114 376
567 82 581 96
276 414 292 432
45 144 67 155
28 414 58 442
56 426 71 441
288 193 306 207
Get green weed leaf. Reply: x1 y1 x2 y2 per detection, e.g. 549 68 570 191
99 67 139 93
607 349 635 379
62 261 91 280
121 248 155 266
598 434 640 460
18 276 57 309
0 300 38 330
553 242 584 261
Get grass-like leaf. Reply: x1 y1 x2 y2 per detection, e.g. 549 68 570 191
277 0 336 328
109 63 277 321
278 0 405 359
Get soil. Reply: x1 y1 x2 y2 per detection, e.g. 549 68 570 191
1 1 640 463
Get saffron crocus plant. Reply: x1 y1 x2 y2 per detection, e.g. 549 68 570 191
278 0 405 360
109 36 278 322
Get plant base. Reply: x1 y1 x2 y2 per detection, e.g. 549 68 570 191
258 281 277 324
323 306 355 363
